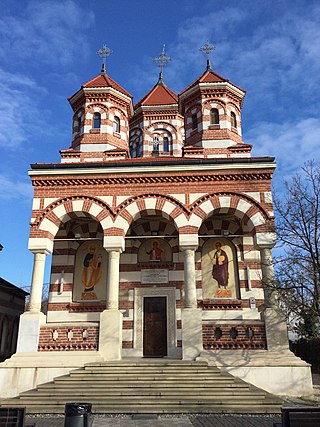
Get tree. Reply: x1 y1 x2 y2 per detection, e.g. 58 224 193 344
273 161 320 338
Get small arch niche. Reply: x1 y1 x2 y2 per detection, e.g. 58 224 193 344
93 113 101 129
230 112 237 128
230 327 238 340
113 116 120 133
138 238 173 263
214 327 222 340
210 108 219 125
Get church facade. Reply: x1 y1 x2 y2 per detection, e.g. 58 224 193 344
0 47 313 398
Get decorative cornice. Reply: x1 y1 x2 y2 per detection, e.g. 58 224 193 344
31 171 273 187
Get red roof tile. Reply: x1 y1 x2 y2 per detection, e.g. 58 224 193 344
180 68 244 95
135 82 178 108
83 73 132 98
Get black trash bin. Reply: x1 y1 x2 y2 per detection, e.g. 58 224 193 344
64 402 92 427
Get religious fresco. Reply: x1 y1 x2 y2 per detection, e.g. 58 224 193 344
202 238 239 299
138 239 172 263
73 240 107 301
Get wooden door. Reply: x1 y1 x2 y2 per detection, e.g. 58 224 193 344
143 297 167 357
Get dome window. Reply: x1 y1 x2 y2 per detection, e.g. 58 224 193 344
210 108 219 125
192 113 198 130
93 113 101 129
231 112 237 128
163 137 169 152
113 116 120 133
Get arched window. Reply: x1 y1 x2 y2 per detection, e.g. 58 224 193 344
231 112 237 128
210 108 219 125
163 137 169 152
93 113 101 129
113 116 120 133
192 113 198 130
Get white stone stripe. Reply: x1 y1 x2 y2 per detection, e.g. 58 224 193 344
39 218 59 235
52 204 67 220
72 200 84 212
89 203 104 217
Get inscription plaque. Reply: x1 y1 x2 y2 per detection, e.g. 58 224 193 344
141 269 169 284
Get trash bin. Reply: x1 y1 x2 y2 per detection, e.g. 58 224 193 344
64 402 92 427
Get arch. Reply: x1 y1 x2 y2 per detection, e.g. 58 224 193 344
36 196 114 239
114 194 188 235
129 127 143 157
145 122 178 154
190 192 270 232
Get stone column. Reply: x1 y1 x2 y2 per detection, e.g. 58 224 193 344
255 232 289 352
17 249 49 353
106 250 121 310
183 248 197 308
28 252 47 312
260 246 277 308
179 234 203 360
99 236 124 361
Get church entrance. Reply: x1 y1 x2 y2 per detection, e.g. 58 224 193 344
143 297 167 357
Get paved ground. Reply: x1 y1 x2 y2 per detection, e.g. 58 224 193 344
26 414 282 427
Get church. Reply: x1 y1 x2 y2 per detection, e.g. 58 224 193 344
0 44 313 402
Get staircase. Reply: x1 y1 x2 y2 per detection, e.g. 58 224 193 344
2 360 283 414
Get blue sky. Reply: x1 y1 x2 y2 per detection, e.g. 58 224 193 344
0 0 319 290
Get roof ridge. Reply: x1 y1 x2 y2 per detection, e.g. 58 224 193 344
135 81 178 108
82 73 132 98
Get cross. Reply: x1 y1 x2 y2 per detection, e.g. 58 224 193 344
97 44 113 74
153 45 171 83
199 41 215 71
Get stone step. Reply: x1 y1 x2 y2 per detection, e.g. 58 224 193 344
64 375 235 382
19 389 267 398
36 382 249 390
2 360 282 414
3 403 282 414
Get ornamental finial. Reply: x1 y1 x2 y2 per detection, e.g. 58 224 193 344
152 45 171 84
199 41 215 71
96 44 113 74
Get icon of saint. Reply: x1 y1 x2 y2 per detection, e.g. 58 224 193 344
81 245 102 293
209 241 229 289
146 240 165 262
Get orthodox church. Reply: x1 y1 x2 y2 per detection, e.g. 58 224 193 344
0 44 312 400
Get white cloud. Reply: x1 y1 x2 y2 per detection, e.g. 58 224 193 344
0 0 94 66
0 174 33 201
0 68 48 149
249 118 320 177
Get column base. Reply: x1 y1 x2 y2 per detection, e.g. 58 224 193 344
16 311 46 352
181 308 203 360
99 309 123 360
264 307 290 351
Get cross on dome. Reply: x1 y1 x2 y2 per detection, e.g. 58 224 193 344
152 45 171 84
97 44 113 74
199 41 215 71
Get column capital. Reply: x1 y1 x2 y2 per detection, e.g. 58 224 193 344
254 232 276 249
28 237 53 254
181 247 197 257
179 233 198 251
103 235 125 252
